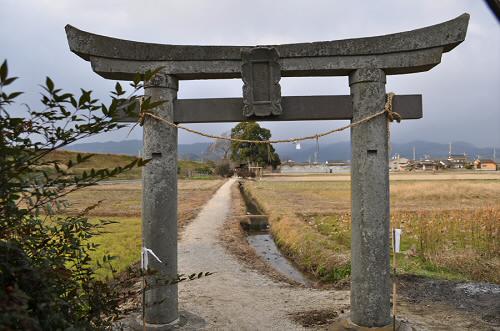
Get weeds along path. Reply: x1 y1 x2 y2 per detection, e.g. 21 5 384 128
178 178 348 330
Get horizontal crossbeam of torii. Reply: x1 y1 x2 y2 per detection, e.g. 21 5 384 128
65 13 468 330
114 95 422 123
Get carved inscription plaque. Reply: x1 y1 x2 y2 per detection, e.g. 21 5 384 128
241 47 282 117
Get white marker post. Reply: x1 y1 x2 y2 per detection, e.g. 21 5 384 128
392 228 402 330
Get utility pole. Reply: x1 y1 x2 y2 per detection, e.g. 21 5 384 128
412 146 416 161
315 137 320 164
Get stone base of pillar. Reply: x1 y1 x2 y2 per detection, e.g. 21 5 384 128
329 318 415 331
118 310 206 330
138 320 179 331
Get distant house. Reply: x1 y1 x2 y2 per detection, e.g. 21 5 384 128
279 160 350 174
231 160 247 169
438 159 453 169
448 153 469 169
280 162 329 174
414 159 438 171
325 160 350 166
389 155 410 171
325 160 351 173
473 159 497 171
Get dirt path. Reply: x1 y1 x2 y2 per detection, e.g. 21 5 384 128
178 178 349 330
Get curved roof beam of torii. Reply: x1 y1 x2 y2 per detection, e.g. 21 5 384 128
65 13 469 80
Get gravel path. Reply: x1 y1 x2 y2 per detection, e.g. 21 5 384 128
178 178 349 330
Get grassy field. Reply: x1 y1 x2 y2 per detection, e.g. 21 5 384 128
243 176 500 283
38 150 222 279
43 150 217 180
42 150 142 179
61 180 224 279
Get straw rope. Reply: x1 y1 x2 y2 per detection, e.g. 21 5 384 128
137 92 398 144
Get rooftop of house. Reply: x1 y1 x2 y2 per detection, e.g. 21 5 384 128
475 159 495 163
326 159 351 163
417 160 438 165
448 154 468 159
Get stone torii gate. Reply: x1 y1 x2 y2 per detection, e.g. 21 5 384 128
65 14 468 329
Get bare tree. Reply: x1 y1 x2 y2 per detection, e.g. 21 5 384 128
206 131 232 160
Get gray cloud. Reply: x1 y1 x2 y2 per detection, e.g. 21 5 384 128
1 0 498 147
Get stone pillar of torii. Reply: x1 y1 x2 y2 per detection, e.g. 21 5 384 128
65 13 468 329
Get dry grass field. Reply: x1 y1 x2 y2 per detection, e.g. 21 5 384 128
36 150 222 278
61 180 224 278
43 150 143 180
43 150 217 180
243 175 500 283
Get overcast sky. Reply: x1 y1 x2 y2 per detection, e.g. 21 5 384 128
1 0 499 148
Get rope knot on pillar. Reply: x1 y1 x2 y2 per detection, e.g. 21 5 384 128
385 92 401 123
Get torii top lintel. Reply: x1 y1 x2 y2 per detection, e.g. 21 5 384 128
65 14 469 80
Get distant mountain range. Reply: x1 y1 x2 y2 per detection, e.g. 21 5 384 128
275 140 498 162
65 139 498 163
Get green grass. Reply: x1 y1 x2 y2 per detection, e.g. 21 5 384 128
68 179 224 280
394 255 468 282
307 213 492 282
37 150 224 281
88 217 142 280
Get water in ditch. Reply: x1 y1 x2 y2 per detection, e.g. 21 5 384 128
239 183 311 286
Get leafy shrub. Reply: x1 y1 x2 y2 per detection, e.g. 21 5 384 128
0 60 160 329
0 61 214 329
194 164 214 175
214 162 232 177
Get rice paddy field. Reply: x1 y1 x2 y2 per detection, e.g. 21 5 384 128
61 180 224 279
243 174 500 283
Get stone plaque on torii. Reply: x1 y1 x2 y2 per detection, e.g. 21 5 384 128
65 13 468 329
